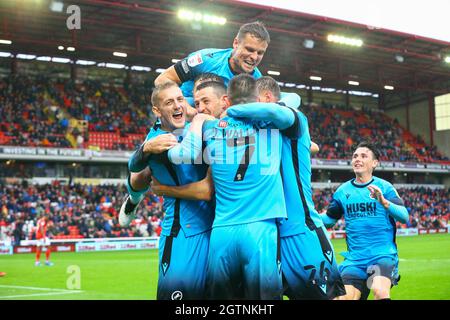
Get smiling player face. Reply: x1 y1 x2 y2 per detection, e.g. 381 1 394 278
152 86 187 132
230 33 268 74
351 147 378 176
194 86 228 119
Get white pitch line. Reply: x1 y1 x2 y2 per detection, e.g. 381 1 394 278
0 285 83 299
0 290 83 299
0 285 80 292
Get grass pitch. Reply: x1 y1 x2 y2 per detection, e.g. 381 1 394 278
0 233 449 300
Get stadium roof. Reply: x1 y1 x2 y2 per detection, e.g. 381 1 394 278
1 0 449 108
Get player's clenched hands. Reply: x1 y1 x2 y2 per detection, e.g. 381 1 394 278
189 113 216 133
192 113 216 123
143 134 178 154
186 104 198 122
367 185 389 209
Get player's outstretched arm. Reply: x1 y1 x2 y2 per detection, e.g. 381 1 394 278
279 92 301 109
322 197 343 228
128 134 178 172
227 102 295 130
367 185 409 223
385 202 409 224
151 168 214 201
154 66 181 86
168 113 215 165
320 213 338 228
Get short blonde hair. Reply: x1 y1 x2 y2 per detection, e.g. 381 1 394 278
151 81 179 107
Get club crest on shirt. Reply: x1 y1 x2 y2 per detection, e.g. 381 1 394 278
187 53 203 67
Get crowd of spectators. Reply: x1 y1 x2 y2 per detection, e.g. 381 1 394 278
0 181 164 245
399 187 449 229
303 102 446 162
59 78 155 135
0 75 72 148
0 181 447 244
0 75 155 149
415 135 449 162
0 74 448 163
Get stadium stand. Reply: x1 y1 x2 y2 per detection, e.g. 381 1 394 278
0 181 164 244
304 102 449 163
1 182 447 243
0 75 154 150
1 74 448 163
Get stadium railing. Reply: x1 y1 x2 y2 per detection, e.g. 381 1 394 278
1 145 449 173
0 237 159 255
